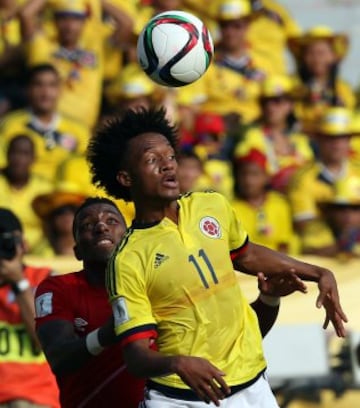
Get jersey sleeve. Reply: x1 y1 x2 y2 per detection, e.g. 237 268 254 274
34 276 74 329
106 249 157 346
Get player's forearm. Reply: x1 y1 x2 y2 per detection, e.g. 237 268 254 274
234 242 327 282
123 340 177 378
251 296 280 338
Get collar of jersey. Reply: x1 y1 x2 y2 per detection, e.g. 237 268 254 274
131 219 162 229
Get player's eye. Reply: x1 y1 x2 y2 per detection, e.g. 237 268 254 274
107 217 119 225
80 222 93 231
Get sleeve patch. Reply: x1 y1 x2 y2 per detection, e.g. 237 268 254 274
35 292 53 317
112 297 130 326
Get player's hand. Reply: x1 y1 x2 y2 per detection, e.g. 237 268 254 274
316 269 348 337
257 271 307 297
171 355 230 406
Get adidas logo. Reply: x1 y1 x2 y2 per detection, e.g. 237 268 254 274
154 253 169 269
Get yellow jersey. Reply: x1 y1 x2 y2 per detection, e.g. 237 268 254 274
0 173 53 252
107 191 266 389
247 0 301 76
294 79 356 134
231 191 294 251
0 110 90 182
234 125 314 181
25 32 104 129
199 61 263 124
288 160 360 221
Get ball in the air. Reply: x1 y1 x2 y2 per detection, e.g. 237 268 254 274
137 10 214 87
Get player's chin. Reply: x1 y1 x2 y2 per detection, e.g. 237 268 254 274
160 187 180 201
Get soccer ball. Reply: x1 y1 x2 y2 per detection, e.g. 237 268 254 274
137 10 214 87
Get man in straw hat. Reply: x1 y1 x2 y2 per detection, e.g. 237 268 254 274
288 106 360 254
199 0 266 124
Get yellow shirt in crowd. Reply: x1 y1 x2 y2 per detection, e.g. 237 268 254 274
288 160 360 221
231 191 294 252
25 31 104 130
0 110 89 182
0 173 52 252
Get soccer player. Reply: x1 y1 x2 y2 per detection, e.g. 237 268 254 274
34 197 145 408
87 108 347 407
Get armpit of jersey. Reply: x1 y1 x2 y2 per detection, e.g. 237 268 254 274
230 236 249 261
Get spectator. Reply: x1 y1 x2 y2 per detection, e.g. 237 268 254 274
289 26 355 134
0 64 89 182
0 0 27 116
34 197 145 408
193 112 234 199
232 148 295 253
56 154 135 226
31 181 86 257
247 0 301 76
310 177 360 258
234 75 313 193
19 0 130 129
0 208 60 407
0 134 53 253
288 106 360 254
177 150 211 194
200 0 266 124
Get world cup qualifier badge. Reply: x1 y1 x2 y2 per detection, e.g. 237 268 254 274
199 216 221 239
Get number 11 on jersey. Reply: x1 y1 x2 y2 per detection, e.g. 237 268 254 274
188 249 218 289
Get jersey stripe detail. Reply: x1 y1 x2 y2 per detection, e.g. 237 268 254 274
117 324 158 347
230 236 249 261
107 229 134 297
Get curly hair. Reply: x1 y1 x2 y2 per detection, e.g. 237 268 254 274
87 107 178 201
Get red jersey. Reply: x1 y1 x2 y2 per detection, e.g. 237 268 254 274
0 265 60 407
35 270 145 408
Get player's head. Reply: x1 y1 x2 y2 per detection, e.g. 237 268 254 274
73 197 126 264
26 64 61 114
87 107 179 203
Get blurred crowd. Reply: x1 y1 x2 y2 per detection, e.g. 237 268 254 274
2 0 360 260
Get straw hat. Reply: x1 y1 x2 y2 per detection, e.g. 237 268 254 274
288 26 349 62
32 181 87 219
259 75 294 99
316 107 353 136
217 0 252 21
320 177 360 207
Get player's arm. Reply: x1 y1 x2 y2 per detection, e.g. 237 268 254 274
122 338 230 407
35 317 117 376
251 272 307 337
233 242 348 337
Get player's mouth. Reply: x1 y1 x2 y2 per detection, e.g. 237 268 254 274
161 174 179 189
94 236 114 247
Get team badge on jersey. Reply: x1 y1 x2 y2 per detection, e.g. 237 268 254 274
35 292 53 317
199 216 222 239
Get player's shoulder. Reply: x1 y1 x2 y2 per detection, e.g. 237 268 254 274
35 270 84 294
179 190 226 202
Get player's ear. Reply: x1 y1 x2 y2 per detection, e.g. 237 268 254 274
117 170 132 187
73 245 83 261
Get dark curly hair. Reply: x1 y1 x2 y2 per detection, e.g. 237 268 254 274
87 107 178 201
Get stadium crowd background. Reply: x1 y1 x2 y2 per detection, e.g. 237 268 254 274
1 0 360 407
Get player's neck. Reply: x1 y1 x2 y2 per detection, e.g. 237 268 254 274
84 264 106 286
134 200 179 225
